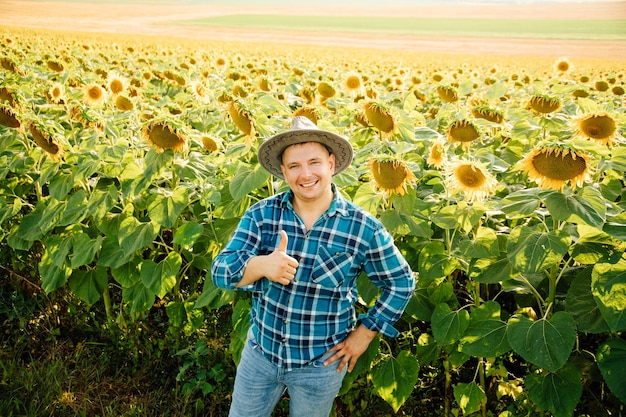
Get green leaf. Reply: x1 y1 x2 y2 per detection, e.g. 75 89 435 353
118 217 160 254
497 188 541 218
544 188 605 228
69 267 108 305
371 350 419 413
173 221 204 248
453 382 486 415
402 288 434 322
141 252 181 298
39 251 72 294
460 301 511 357
147 187 189 228
507 312 576 371
229 165 269 201
70 233 103 269
431 303 470 346
418 241 461 283
59 189 89 226
87 184 118 221
604 212 626 241
353 182 383 216
194 279 235 310
507 225 571 274
379 210 432 238
565 268 610 334
414 333 439 366
570 225 624 265
48 169 74 200
596 338 626 404
97 235 134 269
122 281 155 315
525 365 582 417
166 300 204 335
591 256 626 332
111 259 141 288
459 226 499 258
469 256 517 284
430 205 458 230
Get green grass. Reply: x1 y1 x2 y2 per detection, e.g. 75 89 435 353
169 15 626 40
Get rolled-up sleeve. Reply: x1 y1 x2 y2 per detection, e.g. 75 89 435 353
359 228 415 337
211 213 264 291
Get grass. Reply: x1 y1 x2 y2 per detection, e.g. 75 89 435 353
169 15 626 40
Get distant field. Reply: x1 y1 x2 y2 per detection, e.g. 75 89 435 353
169 15 626 40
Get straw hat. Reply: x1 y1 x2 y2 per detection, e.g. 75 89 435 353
258 116 353 179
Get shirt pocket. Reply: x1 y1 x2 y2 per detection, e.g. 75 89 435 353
310 245 357 289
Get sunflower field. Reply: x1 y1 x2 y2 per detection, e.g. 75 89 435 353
1 25 625 417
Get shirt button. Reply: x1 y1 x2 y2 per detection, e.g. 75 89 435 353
284 320 288 324
282 338 287 343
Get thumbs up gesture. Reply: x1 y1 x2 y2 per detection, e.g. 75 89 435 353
267 230 299 286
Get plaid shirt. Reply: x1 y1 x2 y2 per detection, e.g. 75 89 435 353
211 186 415 370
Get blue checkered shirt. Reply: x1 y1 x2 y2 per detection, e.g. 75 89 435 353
211 186 415 370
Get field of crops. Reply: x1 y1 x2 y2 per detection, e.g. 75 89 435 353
1 21 625 417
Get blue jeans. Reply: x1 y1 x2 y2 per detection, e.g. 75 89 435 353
229 337 347 417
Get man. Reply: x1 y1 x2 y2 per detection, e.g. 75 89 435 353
211 116 415 417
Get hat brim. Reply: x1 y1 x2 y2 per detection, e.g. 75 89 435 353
258 128 353 180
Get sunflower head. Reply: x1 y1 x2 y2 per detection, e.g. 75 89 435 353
27 121 62 160
228 101 255 142
572 112 617 145
369 158 417 196
317 82 336 99
83 83 107 106
520 145 591 190
344 72 364 96
143 122 186 153
437 85 458 103
47 60 64 72
447 120 480 145
553 57 573 74
445 159 498 202
201 135 219 152
48 83 65 104
115 95 134 111
528 94 561 114
363 101 397 138
427 139 447 169
471 106 504 124
292 106 319 125
0 105 21 129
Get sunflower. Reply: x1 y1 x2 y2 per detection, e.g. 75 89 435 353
115 94 134 111
447 120 480 146
572 112 617 145
471 106 504 124
292 106 319 125
520 145 591 190
369 158 417 196
106 72 127 96
553 57 574 74
437 85 458 103
227 101 255 143
83 83 107 106
0 105 21 129
528 95 561 114
343 72 364 97
363 101 397 139
28 122 62 160
427 138 447 169
143 122 186 153
445 159 498 202
317 81 336 99
201 135 219 152
189 80 210 103
0 86 18 107
47 60 64 72
48 82 65 104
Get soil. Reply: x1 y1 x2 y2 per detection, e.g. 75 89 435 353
1 1 625 60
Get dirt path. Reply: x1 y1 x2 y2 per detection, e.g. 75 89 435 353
1 1 625 60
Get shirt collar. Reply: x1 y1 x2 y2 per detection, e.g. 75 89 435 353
280 184 349 217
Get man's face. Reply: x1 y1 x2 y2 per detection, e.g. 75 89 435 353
280 142 335 203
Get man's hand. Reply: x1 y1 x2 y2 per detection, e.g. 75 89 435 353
324 325 378 372
265 230 299 285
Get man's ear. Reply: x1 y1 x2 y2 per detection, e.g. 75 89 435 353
328 153 336 172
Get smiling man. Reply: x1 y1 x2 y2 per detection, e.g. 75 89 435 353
211 116 416 417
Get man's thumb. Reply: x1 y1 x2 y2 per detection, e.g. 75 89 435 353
276 230 288 253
